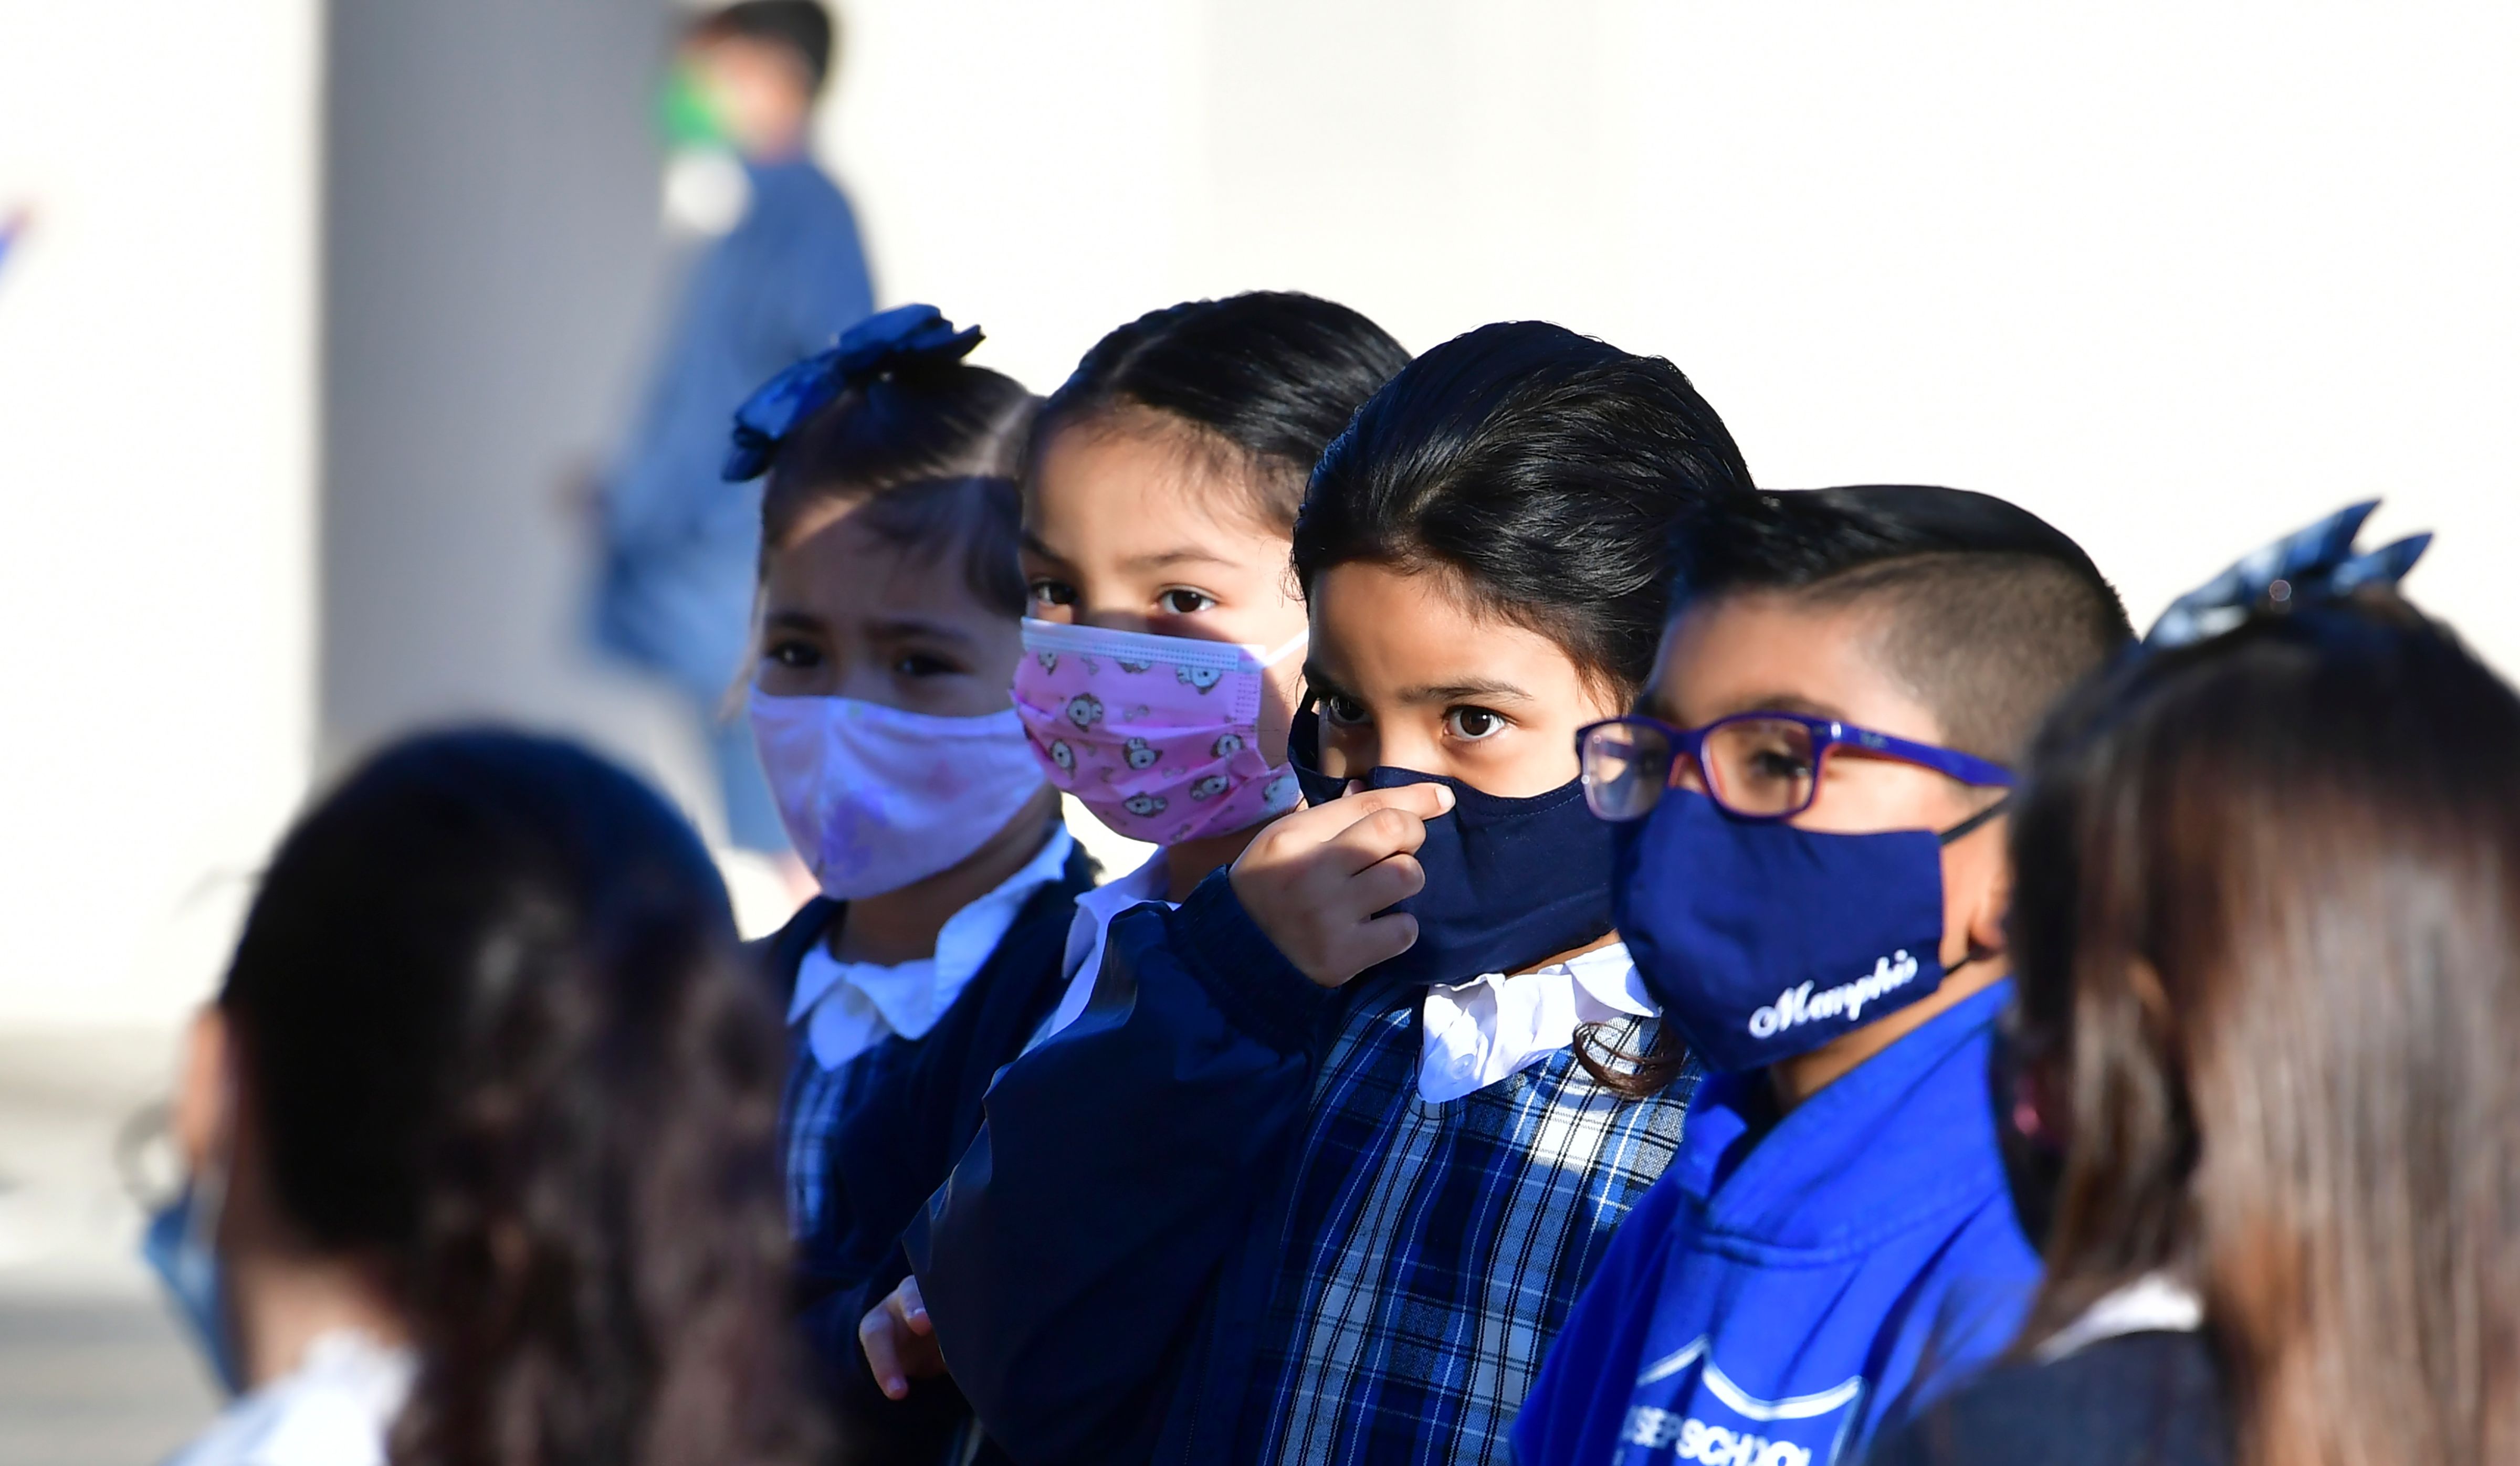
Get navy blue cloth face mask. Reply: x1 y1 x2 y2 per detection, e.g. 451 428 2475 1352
1613 788 1999 1072
1291 713 1615 986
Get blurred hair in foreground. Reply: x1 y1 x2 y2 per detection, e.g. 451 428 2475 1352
2008 589 2520 1465
222 729 823 1466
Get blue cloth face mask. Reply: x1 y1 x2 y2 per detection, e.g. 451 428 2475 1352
1292 714 1615 987
1612 788 2001 1072
142 1176 244 1396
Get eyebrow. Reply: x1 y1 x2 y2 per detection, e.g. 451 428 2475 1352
1019 534 1234 578
1120 546 1238 575
762 608 979 647
1396 676 1538 706
1704 692 1852 724
867 615 980 646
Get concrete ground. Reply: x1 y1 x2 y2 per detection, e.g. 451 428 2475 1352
0 1029 219 1465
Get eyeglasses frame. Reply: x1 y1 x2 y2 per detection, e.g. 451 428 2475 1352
1574 710 2016 822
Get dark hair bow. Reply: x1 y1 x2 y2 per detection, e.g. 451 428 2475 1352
2144 499 2431 649
721 303 983 482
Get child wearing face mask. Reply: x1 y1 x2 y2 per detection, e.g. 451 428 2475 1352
1512 487 2134 1466
897 322 1755 1465
838 292 1411 1437
733 306 1087 1263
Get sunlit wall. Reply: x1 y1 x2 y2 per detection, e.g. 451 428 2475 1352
5 0 2514 1026
832 0 2518 672
0 0 321 1025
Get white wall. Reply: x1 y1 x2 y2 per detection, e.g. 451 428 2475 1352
0 0 321 1026
3 1 2513 1027
826 0 2517 672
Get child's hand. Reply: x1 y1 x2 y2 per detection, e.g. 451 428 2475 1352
859 1274 948 1400
1230 782 1455 988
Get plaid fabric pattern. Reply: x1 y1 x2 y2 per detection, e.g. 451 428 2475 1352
781 1036 917 1240
1239 987 1699 1466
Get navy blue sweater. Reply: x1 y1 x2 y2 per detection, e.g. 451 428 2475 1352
754 843 1098 1460
905 869 1685 1465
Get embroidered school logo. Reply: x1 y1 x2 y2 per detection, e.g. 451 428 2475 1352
1746 951 1920 1039
1618 1337 1864 1466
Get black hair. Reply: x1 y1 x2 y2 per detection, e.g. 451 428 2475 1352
220 729 818 1466
1666 485 2135 762
694 1 836 94
1029 291 1411 531
1294 319 1756 698
761 359 1037 617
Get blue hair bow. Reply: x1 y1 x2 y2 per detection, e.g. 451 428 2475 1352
722 303 983 482
2144 500 2431 649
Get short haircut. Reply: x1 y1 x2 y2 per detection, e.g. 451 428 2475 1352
694 1 836 94
760 358 1037 617
1030 291 1411 533
1297 320 1755 699
1667 486 2134 762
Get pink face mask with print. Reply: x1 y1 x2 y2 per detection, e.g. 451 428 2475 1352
1012 618 1307 845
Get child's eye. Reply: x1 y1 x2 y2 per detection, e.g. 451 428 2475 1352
1749 747 1813 782
1157 587 1216 615
1030 578 1077 608
1445 706 1509 742
765 639 822 670
891 651 961 678
1320 694 1371 727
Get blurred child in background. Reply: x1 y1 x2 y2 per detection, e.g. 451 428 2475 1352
593 0 872 857
898 321 1754 1465
151 731 817 1466
830 290 1409 1454
1514 487 2129 1466
1872 508 2515 1466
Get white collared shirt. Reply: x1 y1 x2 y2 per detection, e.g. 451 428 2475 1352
2033 1271 2204 1362
1030 848 1175 1049
1034 857 1654 1101
166 1328 414 1466
1416 942 1655 1102
789 828 1077 1070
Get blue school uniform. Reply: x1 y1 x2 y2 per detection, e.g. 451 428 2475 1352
907 871 1698 1466
751 836 1097 1323
1511 978 2038 1466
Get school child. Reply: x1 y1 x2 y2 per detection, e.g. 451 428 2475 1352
819 291 1412 1441
151 730 821 1466
1867 506 2493 1466
731 303 1081 1253
895 321 1757 1465
1511 486 2135 1466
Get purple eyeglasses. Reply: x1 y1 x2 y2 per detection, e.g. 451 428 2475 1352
1576 711 2015 822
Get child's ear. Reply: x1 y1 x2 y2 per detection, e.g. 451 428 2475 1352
1963 818 2014 962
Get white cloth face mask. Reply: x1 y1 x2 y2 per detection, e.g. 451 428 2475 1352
750 687 1048 900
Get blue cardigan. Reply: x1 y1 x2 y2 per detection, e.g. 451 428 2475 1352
1511 978 2040 1466
906 869 1687 1465
753 842 1098 1457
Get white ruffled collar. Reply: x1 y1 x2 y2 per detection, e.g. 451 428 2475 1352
789 828 1076 1070
2033 1271 2204 1362
1416 942 1654 1102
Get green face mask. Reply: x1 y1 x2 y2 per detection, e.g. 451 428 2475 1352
659 63 732 151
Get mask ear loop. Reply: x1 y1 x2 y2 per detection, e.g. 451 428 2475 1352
1937 793 2013 976
184 1087 237 1349
1253 630 1310 669
1936 792 2012 847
